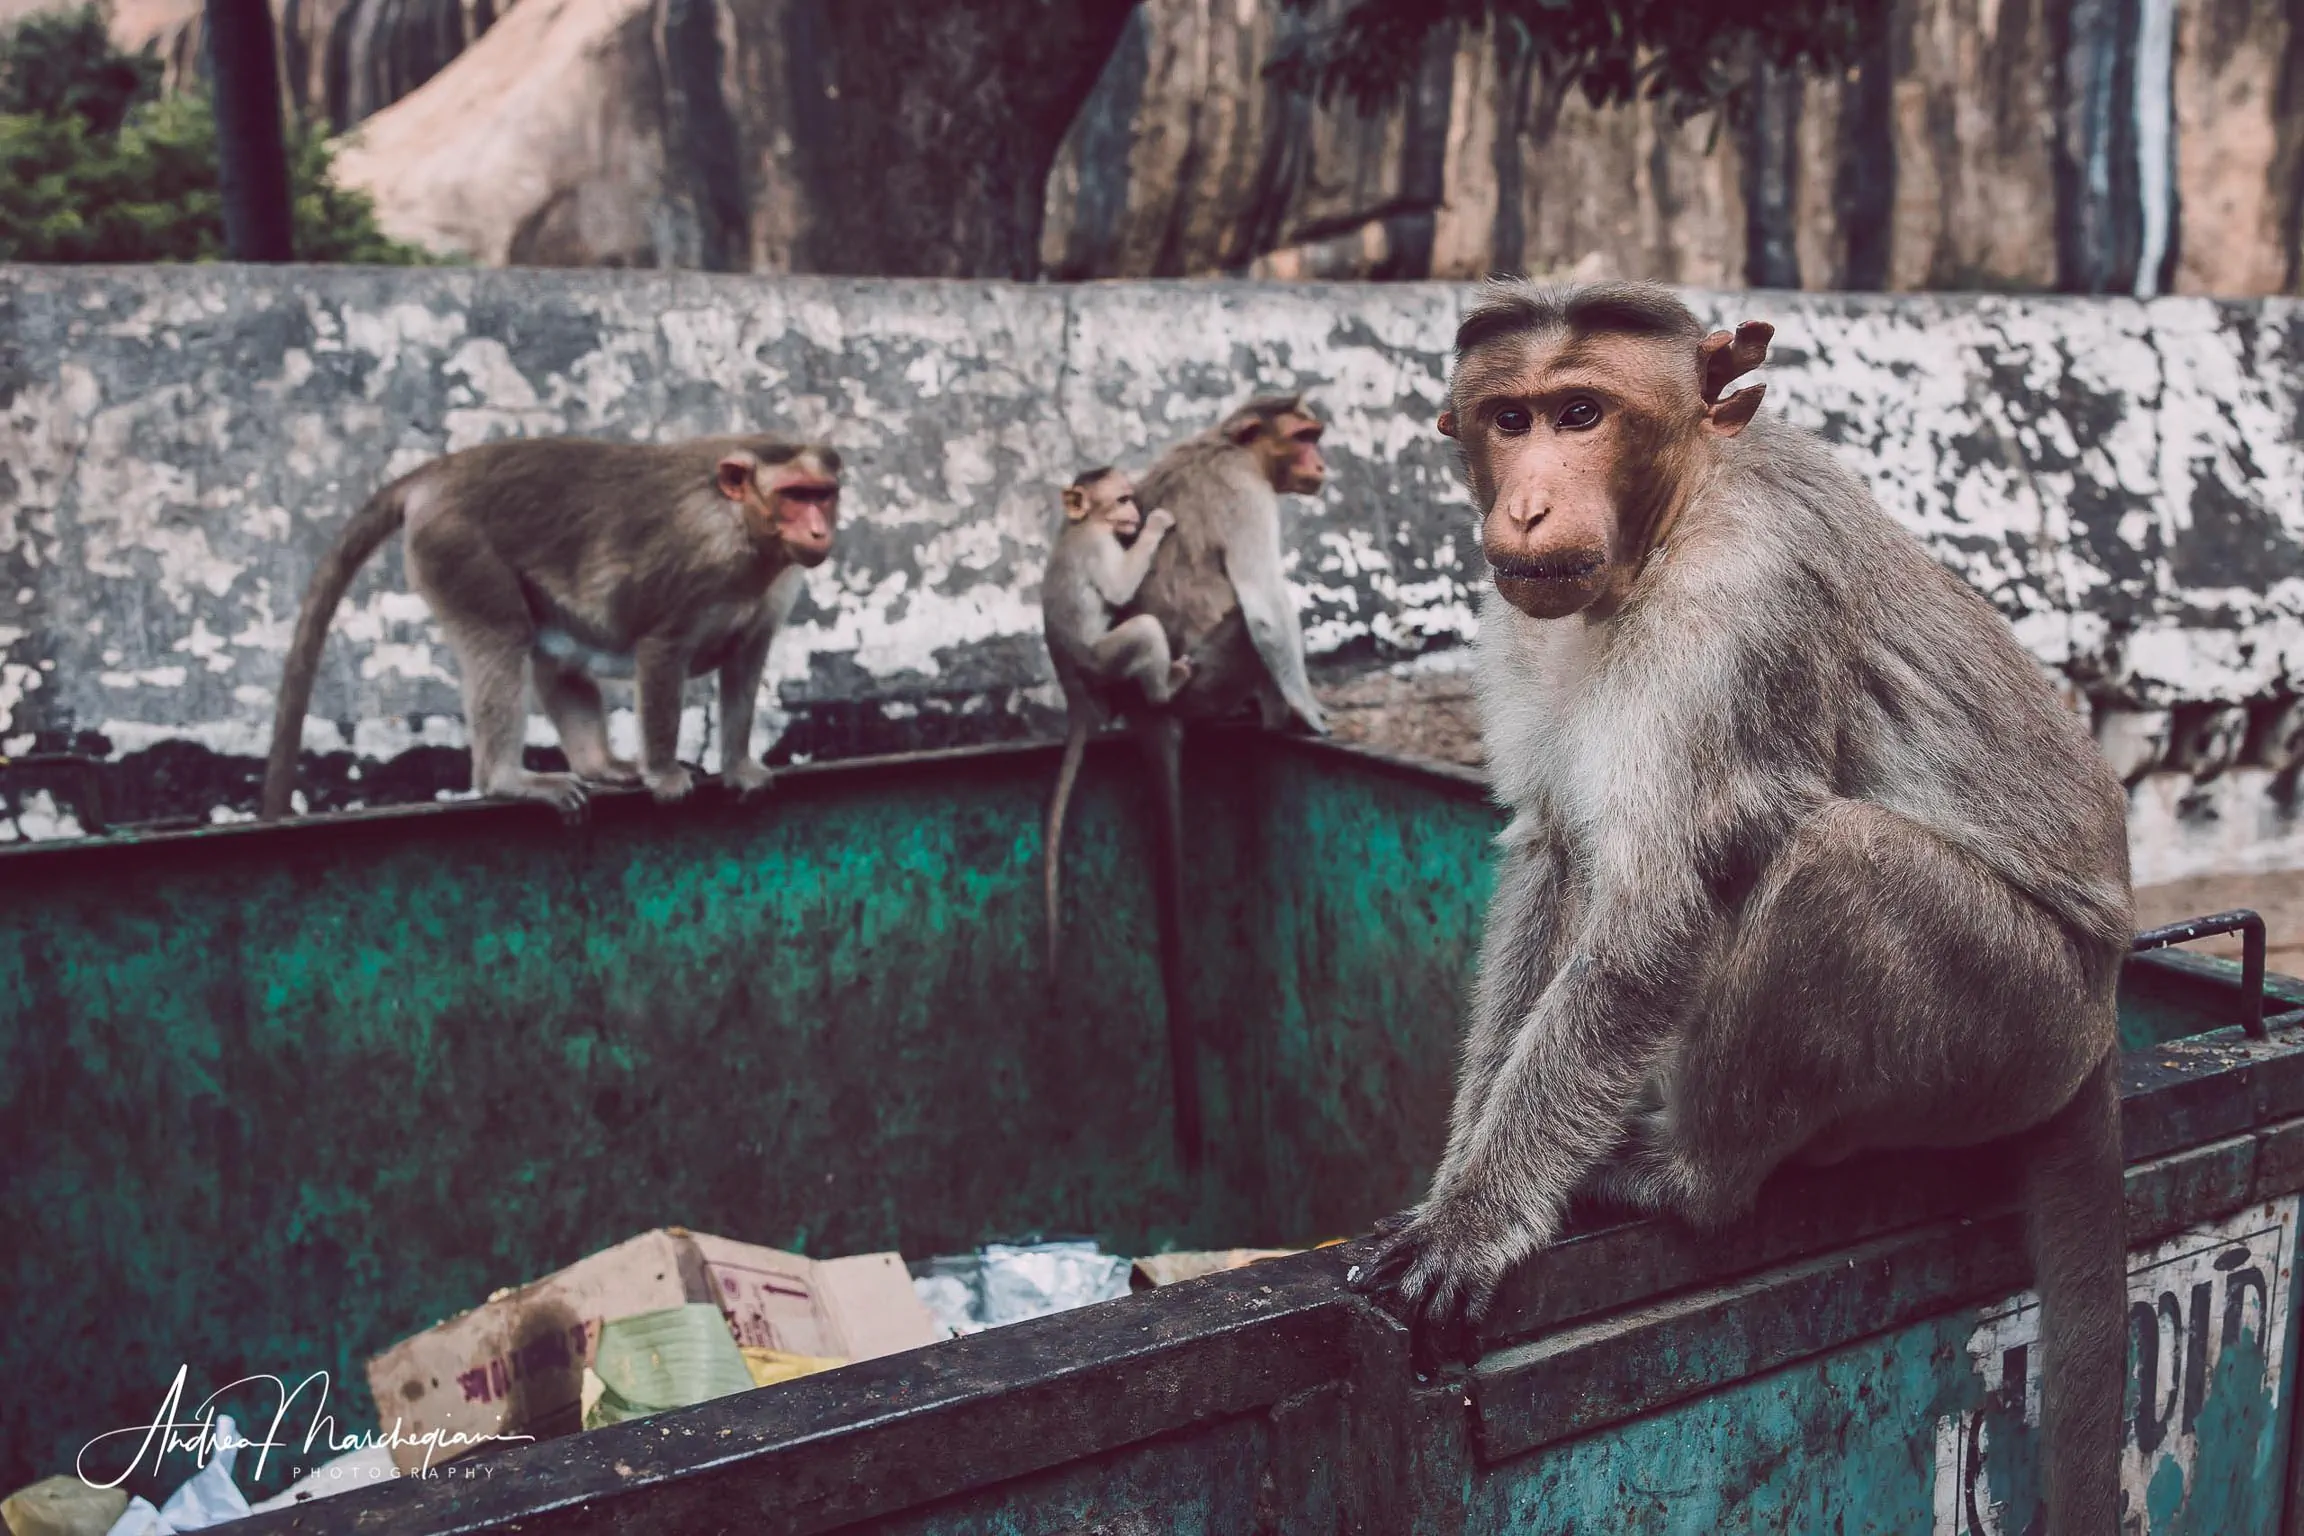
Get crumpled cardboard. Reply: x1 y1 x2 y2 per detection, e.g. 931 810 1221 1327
365 1228 936 1471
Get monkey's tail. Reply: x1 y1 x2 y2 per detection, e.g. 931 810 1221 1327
1044 709 1093 978
259 482 411 820
2023 1048 2124 1536
1135 713 1202 1171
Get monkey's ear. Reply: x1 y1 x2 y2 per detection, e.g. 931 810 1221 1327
1060 485 1090 522
1704 384 1766 437
1225 414 1265 447
716 455 756 501
1698 320 1773 406
1436 410 1458 439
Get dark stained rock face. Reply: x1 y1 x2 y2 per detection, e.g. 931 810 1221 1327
86 0 2302 296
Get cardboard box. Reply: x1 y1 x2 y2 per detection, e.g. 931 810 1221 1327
1129 1248 1300 1289
365 1227 937 1471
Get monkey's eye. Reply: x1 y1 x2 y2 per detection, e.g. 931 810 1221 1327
1556 397 1602 430
1494 407 1534 435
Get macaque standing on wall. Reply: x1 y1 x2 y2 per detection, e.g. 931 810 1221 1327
261 435 839 822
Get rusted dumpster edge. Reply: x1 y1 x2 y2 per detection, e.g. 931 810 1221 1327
0 729 1489 872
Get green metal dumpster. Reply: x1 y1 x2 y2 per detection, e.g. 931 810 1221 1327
3 730 2299 1533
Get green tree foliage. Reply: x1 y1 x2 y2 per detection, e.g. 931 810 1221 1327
0 5 432 263
0 1 159 131
1271 0 1880 124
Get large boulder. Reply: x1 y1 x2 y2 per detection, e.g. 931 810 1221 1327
330 0 666 266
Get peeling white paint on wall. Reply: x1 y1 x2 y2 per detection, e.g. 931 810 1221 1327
2126 769 2304 888
4 270 2304 879
0 787 80 841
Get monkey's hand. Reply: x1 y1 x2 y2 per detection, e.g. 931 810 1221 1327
643 764 696 804
1143 507 1176 538
1345 1194 1533 1372
723 758 775 799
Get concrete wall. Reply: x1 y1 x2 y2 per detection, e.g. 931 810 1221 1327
4 267 2304 887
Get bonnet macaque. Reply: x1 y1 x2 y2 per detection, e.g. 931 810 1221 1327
1041 467 1191 973
262 435 839 821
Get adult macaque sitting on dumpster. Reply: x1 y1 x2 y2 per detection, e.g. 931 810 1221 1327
1348 280 2132 1536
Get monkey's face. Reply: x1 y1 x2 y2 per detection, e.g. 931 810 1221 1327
1062 472 1143 537
1096 473 1144 538
1263 413 1328 496
1442 333 1699 621
724 448 841 567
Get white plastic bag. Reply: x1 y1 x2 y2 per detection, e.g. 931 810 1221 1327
101 1414 252 1535
978 1241 1132 1326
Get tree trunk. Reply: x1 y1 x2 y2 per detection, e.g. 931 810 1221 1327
783 0 1141 278
205 0 296 260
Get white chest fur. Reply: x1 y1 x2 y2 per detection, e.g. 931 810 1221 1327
1476 600 1626 842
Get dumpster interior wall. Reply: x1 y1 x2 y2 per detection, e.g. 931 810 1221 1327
0 735 1495 1495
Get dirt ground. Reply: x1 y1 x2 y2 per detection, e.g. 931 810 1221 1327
1316 665 2304 977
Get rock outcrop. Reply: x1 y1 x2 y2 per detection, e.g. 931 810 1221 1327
297 0 2302 296
98 0 494 123
329 0 668 268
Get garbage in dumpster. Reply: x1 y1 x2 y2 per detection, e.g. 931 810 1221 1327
1129 1249 1301 1289
739 1347 847 1388
366 1228 939 1470
2 1477 127 1536
910 1240 1134 1338
99 1416 251 1535
578 1304 758 1430
11 1424 402 1533
575 1313 846 1428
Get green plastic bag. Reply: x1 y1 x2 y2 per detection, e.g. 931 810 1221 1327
579 1303 756 1430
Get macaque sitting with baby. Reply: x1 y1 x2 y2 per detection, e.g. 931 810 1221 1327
1039 465 1191 969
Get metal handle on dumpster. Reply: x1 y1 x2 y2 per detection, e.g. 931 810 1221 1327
2131 908 2268 1039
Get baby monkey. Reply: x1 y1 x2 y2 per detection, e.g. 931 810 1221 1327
1045 468 1191 711
1041 467 1191 972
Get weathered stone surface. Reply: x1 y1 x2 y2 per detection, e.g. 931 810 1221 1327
2174 0 2304 297
43 0 2296 295
327 0 669 269
4 268 2304 883
329 0 1138 278
1045 0 2296 296
95 0 497 125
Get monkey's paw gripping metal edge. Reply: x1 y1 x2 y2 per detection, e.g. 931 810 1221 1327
1345 1211 1490 1374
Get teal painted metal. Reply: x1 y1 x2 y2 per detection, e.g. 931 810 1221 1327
2122 945 2304 1053
8 731 2302 1531
1475 1198 2304 1534
0 733 1489 1498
